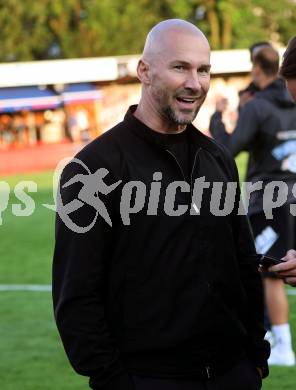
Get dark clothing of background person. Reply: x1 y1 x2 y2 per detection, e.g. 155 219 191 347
239 81 259 96
209 78 296 216
238 81 260 111
53 105 269 390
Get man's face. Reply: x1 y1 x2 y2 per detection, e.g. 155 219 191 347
148 32 211 125
286 79 296 103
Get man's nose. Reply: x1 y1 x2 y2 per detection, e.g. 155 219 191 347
183 71 202 91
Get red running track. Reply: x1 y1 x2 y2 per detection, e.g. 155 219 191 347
0 142 85 175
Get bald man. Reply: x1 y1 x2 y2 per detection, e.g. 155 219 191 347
53 19 269 390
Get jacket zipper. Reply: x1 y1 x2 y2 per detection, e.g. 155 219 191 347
165 147 201 186
165 149 186 182
165 148 201 209
167 149 210 377
190 148 201 205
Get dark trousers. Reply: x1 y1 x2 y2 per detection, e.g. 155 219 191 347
130 358 262 390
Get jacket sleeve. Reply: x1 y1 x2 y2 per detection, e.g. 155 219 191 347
52 160 133 390
228 157 270 377
209 102 260 157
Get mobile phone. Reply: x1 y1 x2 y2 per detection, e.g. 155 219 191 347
257 254 285 267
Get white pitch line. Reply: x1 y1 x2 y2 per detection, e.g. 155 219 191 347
0 284 51 292
0 284 295 295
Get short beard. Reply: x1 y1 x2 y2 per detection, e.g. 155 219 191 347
163 105 200 125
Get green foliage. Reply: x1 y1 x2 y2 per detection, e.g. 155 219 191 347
0 0 54 60
229 0 296 49
0 1 296 63
0 0 198 60
194 0 296 49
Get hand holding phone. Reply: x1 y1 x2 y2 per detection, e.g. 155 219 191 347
257 254 285 268
267 249 296 287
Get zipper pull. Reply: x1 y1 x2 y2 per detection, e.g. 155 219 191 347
206 366 210 379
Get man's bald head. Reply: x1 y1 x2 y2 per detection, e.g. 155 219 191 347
135 19 211 132
142 19 209 64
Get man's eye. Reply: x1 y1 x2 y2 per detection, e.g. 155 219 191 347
199 68 210 74
174 65 185 70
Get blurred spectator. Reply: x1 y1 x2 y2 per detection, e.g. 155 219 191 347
210 46 296 366
268 36 296 286
76 108 91 142
238 42 272 109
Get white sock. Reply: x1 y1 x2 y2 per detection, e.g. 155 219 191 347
272 324 293 352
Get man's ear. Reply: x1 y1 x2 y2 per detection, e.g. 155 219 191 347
252 64 260 77
137 59 151 85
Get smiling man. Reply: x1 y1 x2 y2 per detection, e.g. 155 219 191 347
134 21 210 131
53 19 269 390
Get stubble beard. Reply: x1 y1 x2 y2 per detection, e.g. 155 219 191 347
163 104 201 125
152 83 206 125
155 88 205 125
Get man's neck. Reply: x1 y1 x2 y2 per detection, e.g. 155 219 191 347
258 75 277 90
134 101 187 135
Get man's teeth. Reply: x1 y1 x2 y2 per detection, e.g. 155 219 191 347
178 98 195 103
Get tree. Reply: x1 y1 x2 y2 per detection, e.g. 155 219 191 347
0 0 296 62
193 0 296 50
0 0 54 61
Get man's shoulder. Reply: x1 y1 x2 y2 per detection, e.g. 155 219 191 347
238 96 270 123
191 125 233 159
63 120 129 177
242 96 265 112
82 121 127 151
77 121 128 159
190 126 237 177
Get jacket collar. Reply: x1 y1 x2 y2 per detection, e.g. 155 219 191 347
124 105 220 157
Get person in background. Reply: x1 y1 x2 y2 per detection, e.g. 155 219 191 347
237 42 273 339
279 35 296 102
269 36 296 287
209 46 296 367
238 42 272 109
53 19 269 390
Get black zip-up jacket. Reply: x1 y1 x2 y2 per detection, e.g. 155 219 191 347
53 106 269 389
209 79 296 214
